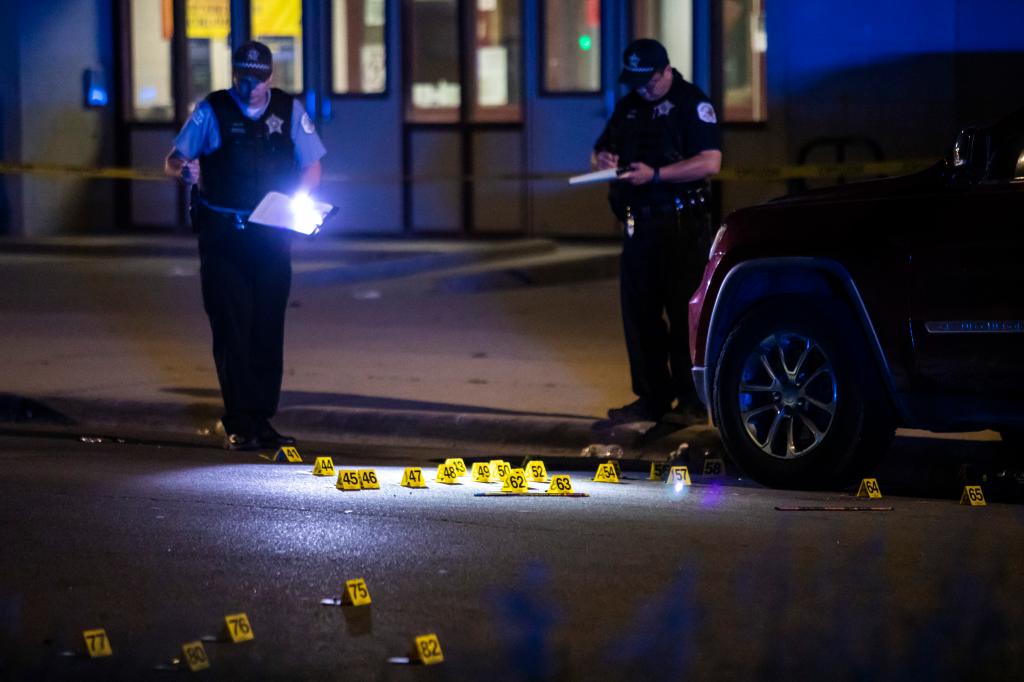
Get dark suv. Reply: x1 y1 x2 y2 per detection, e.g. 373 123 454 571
689 109 1024 489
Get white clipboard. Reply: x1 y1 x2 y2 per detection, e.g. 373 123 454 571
248 191 337 235
568 168 623 186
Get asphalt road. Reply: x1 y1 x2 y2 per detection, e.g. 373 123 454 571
1 430 1021 681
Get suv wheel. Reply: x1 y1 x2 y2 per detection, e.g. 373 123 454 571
713 297 894 489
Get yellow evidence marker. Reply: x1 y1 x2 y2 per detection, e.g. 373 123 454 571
526 460 549 483
471 462 492 482
702 458 726 477
490 460 512 483
593 461 620 483
547 474 574 495
336 470 362 491
82 628 112 658
413 633 444 665
960 485 987 506
224 613 254 643
343 578 372 606
856 478 882 499
401 467 427 488
649 462 667 480
181 641 210 672
501 468 529 493
273 446 302 463
312 457 335 477
358 469 380 489
444 458 468 477
667 466 692 486
436 462 460 484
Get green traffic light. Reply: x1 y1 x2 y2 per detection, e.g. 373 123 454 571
579 34 592 51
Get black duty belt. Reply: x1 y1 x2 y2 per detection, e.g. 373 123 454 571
626 187 708 222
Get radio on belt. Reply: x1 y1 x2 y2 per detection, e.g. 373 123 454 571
247 191 338 235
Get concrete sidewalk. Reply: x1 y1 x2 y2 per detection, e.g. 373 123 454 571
0 234 710 457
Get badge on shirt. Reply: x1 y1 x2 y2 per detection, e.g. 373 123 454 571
697 102 717 124
190 105 207 126
301 112 316 134
653 100 675 118
265 113 284 135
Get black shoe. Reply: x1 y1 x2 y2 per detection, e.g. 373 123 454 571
257 422 297 448
224 432 261 451
662 400 709 427
607 399 669 423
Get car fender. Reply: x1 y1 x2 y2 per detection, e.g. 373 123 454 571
701 257 906 424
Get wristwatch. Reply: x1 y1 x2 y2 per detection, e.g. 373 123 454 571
652 167 661 183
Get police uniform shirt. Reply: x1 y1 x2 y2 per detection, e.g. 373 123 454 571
594 69 721 209
173 89 326 172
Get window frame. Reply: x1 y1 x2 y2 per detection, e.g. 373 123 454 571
327 0 392 98
538 0 604 98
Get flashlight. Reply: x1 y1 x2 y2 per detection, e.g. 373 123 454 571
289 192 323 236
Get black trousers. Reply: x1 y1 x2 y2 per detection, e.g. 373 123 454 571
619 205 711 410
196 207 292 436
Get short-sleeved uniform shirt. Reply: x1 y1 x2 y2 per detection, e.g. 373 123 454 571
173 88 326 169
594 69 720 211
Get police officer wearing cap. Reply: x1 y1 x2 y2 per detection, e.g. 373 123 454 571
592 38 722 425
165 41 327 450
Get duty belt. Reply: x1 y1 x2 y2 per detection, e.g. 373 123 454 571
625 188 709 236
196 196 251 229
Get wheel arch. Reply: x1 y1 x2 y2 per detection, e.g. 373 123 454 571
702 257 903 424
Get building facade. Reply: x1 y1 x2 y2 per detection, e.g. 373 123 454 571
0 0 1021 237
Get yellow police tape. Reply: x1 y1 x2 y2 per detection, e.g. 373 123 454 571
0 159 935 184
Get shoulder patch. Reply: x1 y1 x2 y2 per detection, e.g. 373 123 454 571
190 105 207 126
697 102 717 124
301 112 316 134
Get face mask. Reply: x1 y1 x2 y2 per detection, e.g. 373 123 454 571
236 76 261 99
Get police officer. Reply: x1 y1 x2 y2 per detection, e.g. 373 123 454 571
592 39 722 424
164 41 327 450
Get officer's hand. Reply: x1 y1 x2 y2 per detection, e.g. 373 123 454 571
621 162 655 185
594 151 620 170
180 160 200 185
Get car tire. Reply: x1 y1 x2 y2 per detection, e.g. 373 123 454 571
713 296 894 489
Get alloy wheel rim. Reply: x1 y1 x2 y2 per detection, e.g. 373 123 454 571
737 332 838 459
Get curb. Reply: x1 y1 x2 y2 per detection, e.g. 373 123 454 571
0 393 615 456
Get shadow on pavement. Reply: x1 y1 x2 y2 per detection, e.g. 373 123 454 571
161 386 597 421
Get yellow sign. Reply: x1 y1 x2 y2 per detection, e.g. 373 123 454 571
649 462 667 480
856 478 882 499
702 458 726 477
224 613 254 643
490 460 511 483
358 469 380 489
186 0 230 40
413 633 444 665
593 462 619 483
471 462 492 482
667 466 691 486
336 470 362 491
445 458 468 477
344 578 372 606
83 629 112 658
401 467 427 488
436 463 459 484
313 457 335 477
610 460 622 478
252 0 302 38
501 468 529 493
526 461 549 483
960 485 987 506
274 446 302 463
547 474 574 494
181 640 210 672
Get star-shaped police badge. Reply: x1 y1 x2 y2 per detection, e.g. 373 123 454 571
653 100 675 118
265 113 284 135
